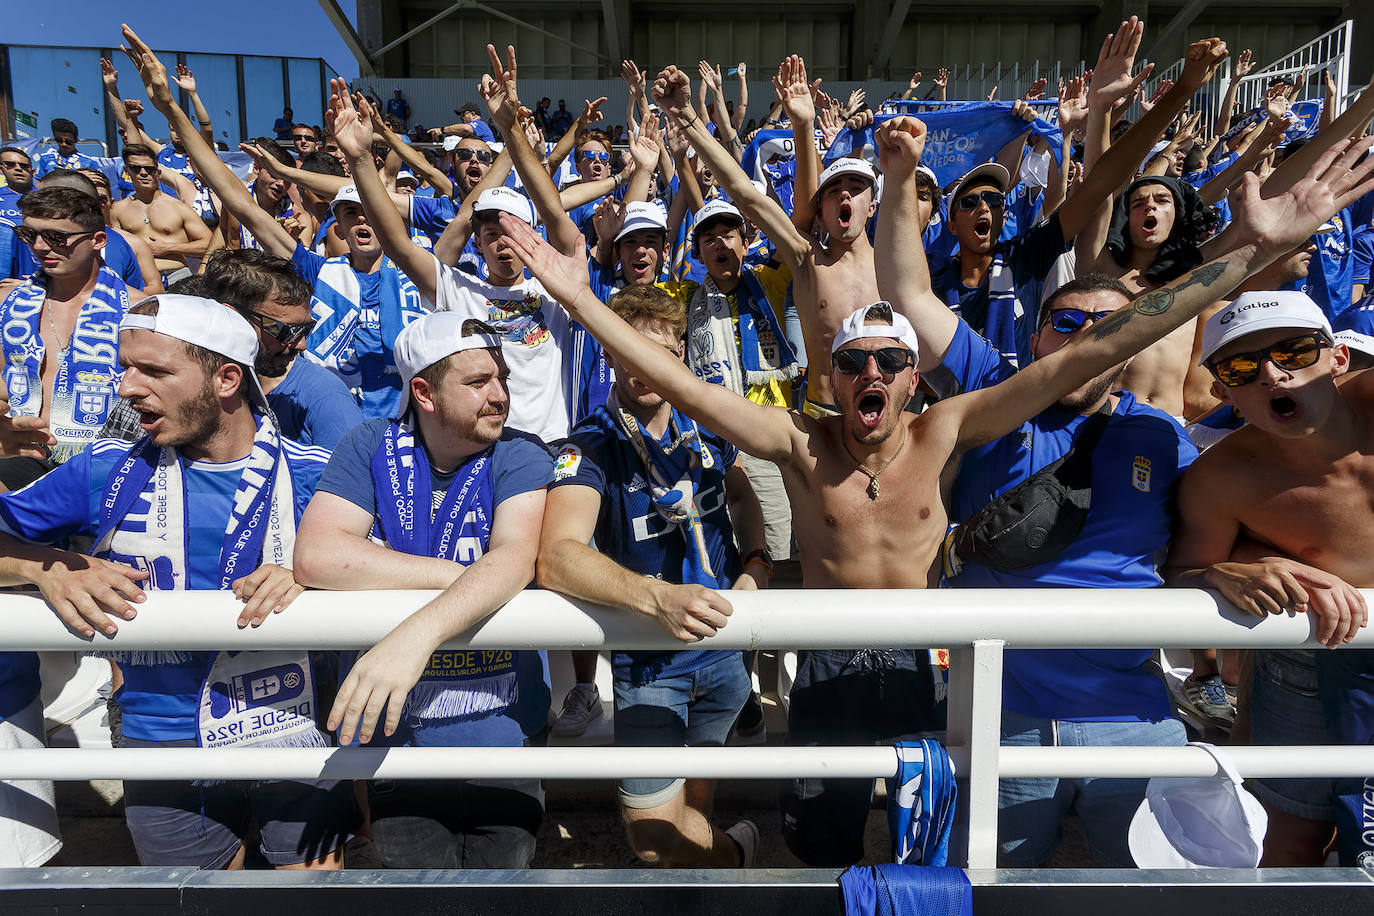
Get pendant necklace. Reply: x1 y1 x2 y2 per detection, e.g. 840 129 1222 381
842 434 905 500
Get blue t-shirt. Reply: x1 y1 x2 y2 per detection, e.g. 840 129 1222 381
157 147 196 185
0 186 21 226
1285 207 1355 319
550 408 741 686
0 436 330 741
317 419 553 746
933 321 1197 722
267 357 364 449
929 212 1069 368
1352 227 1374 288
1334 296 1374 334
409 194 485 277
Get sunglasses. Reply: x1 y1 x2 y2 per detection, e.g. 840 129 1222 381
248 312 316 346
1043 307 1116 335
954 190 1005 212
14 226 97 248
127 163 158 175
454 148 495 164
580 150 611 163
293 134 316 141
832 347 913 375
1208 333 1330 388
0 159 33 171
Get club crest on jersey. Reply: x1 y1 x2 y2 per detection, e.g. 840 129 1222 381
1132 456 1151 493
554 445 581 480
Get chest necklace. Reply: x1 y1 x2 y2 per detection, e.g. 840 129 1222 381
842 433 905 500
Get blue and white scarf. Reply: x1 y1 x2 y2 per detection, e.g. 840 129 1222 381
369 418 515 721
304 256 425 391
607 389 720 589
237 183 294 251
686 269 800 395
943 252 1023 368
887 738 958 866
1 266 128 464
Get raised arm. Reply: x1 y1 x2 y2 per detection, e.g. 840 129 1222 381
501 213 800 462
378 118 453 198
901 71 923 103
774 55 821 234
654 65 812 269
432 146 512 266
873 117 959 371
101 58 161 153
326 80 439 302
482 44 581 256
1215 48 1253 137
121 26 298 260
174 63 215 145
320 488 546 745
925 68 949 102
1198 115 1288 205
733 63 750 129
944 136 1374 452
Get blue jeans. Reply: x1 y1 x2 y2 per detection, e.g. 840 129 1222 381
1249 649 1336 822
613 652 751 806
998 709 1186 867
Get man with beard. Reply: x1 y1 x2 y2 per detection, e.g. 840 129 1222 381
110 144 211 287
0 294 353 870
293 312 553 868
495 112 1374 866
881 113 1199 864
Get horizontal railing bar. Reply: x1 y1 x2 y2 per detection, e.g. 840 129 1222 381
6 744 1374 782
1 588 1369 652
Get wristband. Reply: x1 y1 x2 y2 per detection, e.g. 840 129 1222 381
743 548 773 569
744 558 773 577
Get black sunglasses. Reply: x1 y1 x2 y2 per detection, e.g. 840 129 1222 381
454 148 495 164
1043 307 1116 335
127 163 158 175
954 190 1005 211
293 133 316 141
832 347 914 375
1208 333 1330 388
0 159 33 171
248 312 316 346
14 226 97 248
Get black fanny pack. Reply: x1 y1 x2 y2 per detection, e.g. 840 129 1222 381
944 405 1111 575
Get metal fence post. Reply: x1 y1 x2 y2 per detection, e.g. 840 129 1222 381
947 637 1004 868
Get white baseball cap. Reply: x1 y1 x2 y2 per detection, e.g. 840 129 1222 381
816 157 878 194
473 186 535 226
119 295 269 411
950 162 1010 201
914 164 940 191
614 201 668 242
329 184 363 219
442 135 462 153
691 199 744 246
393 312 504 417
1129 743 1267 868
1199 290 1333 365
395 169 418 186
831 301 921 363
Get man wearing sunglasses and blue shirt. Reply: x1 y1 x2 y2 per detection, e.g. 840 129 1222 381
1168 290 1373 869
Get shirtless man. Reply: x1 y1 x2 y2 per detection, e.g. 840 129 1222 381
654 58 872 414
1167 290 1374 868
110 143 210 287
498 131 1374 864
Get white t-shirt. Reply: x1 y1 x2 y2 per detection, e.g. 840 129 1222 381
431 256 573 442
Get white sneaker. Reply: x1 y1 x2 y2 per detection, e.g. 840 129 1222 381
550 683 602 738
725 819 760 868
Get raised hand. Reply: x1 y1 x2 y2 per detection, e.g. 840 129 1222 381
481 43 521 131
628 109 660 171
1179 37 1229 92
817 103 842 149
1265 83 1292 121
1324 67 1338 97
663 115 689 159
498 212 591 308
908 71 923 91
1233 48 1254 79
933 68 949 88
1011 99 1037 123
119 24 175 112
985 85 999 101
621 59 647 97
174 63 197 94
651 66 693 121
1139 79 1173 114
773 54 815 124
1023 77 1048 101
1235 136 1374 260
592 195 625 245
123 98 145 119
698 60 723 93
99 57 118 88
523 113 545 151
1057 75 1088 135
582 95 607 124
324 76 374 161
874 116 927 175
1088 16 1154 110
736 62 747 78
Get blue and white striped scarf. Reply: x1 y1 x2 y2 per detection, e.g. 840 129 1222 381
237 182 294 251
303 255 425 395
0 265 129 463
887 738 958 866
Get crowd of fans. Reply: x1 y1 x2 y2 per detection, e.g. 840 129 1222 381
0 15 1373 876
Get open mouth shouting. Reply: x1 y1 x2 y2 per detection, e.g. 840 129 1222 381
1141 213 1159 235
837 201 854 232
972 214 993 244
856 388 887 430
1269 392 1300 422
628 256 652 279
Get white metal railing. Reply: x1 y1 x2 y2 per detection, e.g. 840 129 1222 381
4 587 1374 869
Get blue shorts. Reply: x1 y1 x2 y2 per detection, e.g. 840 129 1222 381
613 652 751 807
1249 649 1336 822
998 709 1186 867
121 737 358 868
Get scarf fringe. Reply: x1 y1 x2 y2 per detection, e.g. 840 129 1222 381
744 363 803 387
89 650 195 666
402 674 519 721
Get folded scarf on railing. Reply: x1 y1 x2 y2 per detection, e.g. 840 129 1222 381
839 865 972 916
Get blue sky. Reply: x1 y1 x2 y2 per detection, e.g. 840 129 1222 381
6 1 360 77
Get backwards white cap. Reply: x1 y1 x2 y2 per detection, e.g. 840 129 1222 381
473 186 536 226
393 312 504 417
1199 290 1332 365
1129 743 1267 868
119 295 268 411
831 301 921 364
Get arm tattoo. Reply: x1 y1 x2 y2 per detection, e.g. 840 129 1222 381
1087 261 1231 341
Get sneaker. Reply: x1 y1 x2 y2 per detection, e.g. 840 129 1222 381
1181 673 1235 730
729 691 768 746
551 684 602 738
1224 680 1238 709
725 818 759 868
